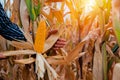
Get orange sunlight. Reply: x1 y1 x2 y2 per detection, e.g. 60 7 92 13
85 0 96 13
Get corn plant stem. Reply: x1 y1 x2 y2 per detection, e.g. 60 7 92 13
79 57 83 79
31 20 35 43
102 42 108 80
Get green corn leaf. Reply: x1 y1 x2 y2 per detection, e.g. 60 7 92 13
113 17 120 45
34 0 41 17
31 7 36 21
112 44 119 53
102 42 108 80
107 57 115 73
25 0 36 21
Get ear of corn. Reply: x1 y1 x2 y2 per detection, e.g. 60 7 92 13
34 20 46 53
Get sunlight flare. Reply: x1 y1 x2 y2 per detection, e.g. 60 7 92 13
85 0 96 12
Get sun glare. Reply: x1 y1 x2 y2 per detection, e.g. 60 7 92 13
85 0 96 13
88 0 96 7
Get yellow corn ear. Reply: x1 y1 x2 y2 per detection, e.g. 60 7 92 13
34 20 46 53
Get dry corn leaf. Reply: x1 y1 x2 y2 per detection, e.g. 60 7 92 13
14 58 35 64
65 0 75 14
112 63 120 80
93 38 103 80
20 0 30 33
47 52 85 65
74 52 86 60
66 0 78 19
47 68 54 80
0 36 7 50
24 32 33 45
13 56 66 65
34 20 46 53
2 50 36 56
47 55 65 59
44 32 59 52
46 56 66 65
10 0 20 25
52 9 64 23
47 58 66 65
61 65 75 80
43 57 58 79
41 10 53 23
9 41 33 49
82 28 100 42
72 0 81 12
65 41 85 63
60 1 65 13
60 48 68 56
43 24 65 53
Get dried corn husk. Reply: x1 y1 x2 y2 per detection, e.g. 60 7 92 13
2 50 36 56
9 41 33 49
43 24 65 53
14 58 35 64
36 54 58 79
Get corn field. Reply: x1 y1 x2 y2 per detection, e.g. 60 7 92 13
0 0 120 80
